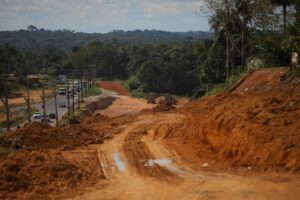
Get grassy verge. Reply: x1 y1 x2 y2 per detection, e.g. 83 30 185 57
0 108 38 128
287 68 300 78
84 85 101 97
130 88 147 98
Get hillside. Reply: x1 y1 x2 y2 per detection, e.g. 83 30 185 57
0 29 213 52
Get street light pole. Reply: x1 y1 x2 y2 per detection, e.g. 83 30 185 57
72 79 75 115
53 79 58 126
67 78 70 118
81 76 84 103
23 79 31 123
77 79 80 109
42 79 46 120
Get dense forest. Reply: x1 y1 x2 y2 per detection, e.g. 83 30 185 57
1 0 299 97
0 28 212 52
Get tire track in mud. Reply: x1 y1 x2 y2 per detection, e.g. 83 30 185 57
123 129 181 183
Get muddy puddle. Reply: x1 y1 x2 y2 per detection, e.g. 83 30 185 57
112 153 125 172
145 158 182 174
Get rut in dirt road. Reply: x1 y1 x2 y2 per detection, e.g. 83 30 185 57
73 113 300 200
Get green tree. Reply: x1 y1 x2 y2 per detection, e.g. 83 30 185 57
270 0 295 34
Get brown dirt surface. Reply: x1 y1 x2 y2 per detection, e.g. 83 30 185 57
0 113 135 199
151 103 176 112
231 68 287 94
0 89 52 110
0 122 104 151
75 113 300 200
1 69 300 199
0 149 104 199
159 68 300 172
99 95 155 117
82 97 115 116
99 81 129 96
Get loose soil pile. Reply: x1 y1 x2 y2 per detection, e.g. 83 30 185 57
1 122 103 150
82 97 115 116
99 81 129 96
159 68 300 172
0 150 104 199
0 113 133 199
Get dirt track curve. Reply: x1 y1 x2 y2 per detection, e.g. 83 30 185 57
71 112 299 200
2 78 298 200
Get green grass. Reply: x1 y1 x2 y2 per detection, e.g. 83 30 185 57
7 82 26 92
130 89 147 98
208 71 248 95
111 79 127 85
84 85 101 97
287 68 300 78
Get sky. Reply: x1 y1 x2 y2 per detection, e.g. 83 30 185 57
0 0 209 33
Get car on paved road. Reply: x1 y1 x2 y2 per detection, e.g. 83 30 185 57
49 113 56 119
40 115 51 123
58 88 66 95
32 112 42 119
59 101 67 107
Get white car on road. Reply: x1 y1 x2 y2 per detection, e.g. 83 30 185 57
32 112 42 119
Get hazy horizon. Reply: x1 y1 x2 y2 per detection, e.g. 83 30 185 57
0 0 210 33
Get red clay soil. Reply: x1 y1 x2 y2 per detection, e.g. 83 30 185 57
0 115 133 199
160 68 300 172
0 122 104 150
81 97 116 116
231 68 287 94
0 150 104 199
99 81 129 96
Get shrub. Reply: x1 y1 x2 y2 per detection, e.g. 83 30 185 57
125 75 141 91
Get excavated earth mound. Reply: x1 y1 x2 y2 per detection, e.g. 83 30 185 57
0 150 104 199
161 69 300 172
0 122 103 150
0 114 134 199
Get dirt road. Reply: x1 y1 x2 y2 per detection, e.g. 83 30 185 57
1 79 298 200
71 112 300 200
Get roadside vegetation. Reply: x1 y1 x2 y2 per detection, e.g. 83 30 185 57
208 71 248 95
0 108 38 129
84 85 101 97
0 1 299 100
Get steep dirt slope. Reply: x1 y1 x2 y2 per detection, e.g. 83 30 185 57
100 81 129 96
160 68 300 172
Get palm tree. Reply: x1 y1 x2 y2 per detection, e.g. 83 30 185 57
270 0 295 34
209 1 234 78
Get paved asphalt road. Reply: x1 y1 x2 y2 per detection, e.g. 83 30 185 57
1 86 116 131
10 93 80 125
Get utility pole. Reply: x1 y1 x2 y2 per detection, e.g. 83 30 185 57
23 79 31 123
53 79 58 126
81 76 84 103
42 79 46 120
72 79 75 115
77 78 80 109
0 80 10 131
67 78 70 118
